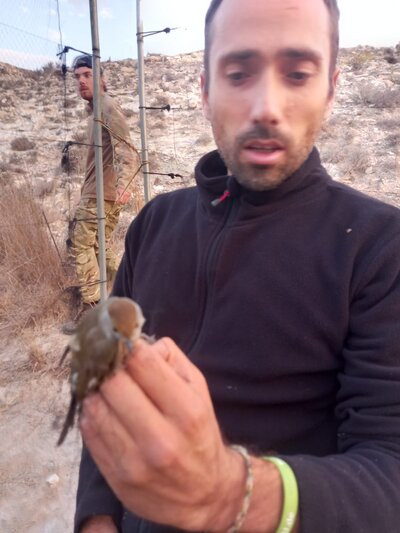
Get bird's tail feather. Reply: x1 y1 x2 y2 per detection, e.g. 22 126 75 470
57 395 77 446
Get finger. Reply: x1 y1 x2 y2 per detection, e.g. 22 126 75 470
99 368 182 458
124 340 214 427
79 393 141 484
132 337 202 386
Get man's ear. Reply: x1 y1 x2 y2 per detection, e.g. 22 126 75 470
324 68 340 120
200 69 211 121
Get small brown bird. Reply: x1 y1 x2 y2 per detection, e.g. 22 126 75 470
57 296 145 446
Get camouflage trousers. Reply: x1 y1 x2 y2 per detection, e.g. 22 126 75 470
69 198 121 304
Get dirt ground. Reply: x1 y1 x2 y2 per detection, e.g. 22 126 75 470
0 326 82 532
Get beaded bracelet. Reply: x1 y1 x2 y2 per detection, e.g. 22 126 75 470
227 445 254 533
263 457 299 533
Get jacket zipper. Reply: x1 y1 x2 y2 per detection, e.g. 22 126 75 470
187 198 239 354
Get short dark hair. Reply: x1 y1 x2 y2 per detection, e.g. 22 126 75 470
72 54 93 70
204 0 340 93
72 54 105 75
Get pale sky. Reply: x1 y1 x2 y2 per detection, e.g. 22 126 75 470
0 0 399 70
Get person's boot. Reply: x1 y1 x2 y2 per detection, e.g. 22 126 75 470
61 301 98 336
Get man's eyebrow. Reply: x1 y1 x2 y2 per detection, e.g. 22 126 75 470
278 48 322 65
218 48 322 66
219 49 261 64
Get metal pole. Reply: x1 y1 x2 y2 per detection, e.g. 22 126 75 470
136 0 151 203
89 0 107 302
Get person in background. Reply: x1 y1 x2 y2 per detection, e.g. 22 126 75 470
74 0 400 532
63 54 141 334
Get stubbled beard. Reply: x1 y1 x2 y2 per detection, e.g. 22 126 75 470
213 123 320 191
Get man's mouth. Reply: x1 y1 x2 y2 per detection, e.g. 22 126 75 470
244 140 284 150
242 140 285 165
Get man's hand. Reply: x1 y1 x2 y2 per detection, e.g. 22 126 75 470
115 187 131 205
79 338 245 532
80 515 118 533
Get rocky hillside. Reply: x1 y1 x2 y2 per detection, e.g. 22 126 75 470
1 44 400 213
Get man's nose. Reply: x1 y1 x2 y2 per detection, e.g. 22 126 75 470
250 73 283 126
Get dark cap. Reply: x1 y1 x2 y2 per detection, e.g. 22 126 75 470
72 54 93 70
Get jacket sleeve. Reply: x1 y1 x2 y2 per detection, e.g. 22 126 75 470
103 98 141 192
74 445 124 533
282 230 400 532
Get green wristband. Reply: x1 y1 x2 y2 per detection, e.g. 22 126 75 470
263 457 298 533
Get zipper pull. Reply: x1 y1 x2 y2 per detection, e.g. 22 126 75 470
211 189 230 207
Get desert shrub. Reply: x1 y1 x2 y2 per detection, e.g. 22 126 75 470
320 142 369 176
353 83 400 109
76 108 89 119
152 93 170 107
378 115 400 130
346 49 375 72
0 161 12 174
341 145 369 174
40 61 58 76
384 132 400 149
318 114 342 142
27 150 38 164
384 54 398 65
73 130 87 144
148 150 163 172
11 137 36 151
163 71 175 83
20 91 35 101
34 179 56 198
64 98 77 109
151 118 166 130
122 107 136 118
60 130 88 174
0 182 72 333
0 94 14 109
195 132 213 146
0 79 14 90
9 153 23 165
0 161 12 184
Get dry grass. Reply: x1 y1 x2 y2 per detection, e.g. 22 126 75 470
0 182 72 335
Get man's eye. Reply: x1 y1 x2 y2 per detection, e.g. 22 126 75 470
226 71 249 83
288 72 310 83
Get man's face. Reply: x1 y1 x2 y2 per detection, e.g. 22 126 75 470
74 66 94 101
201 0 339 190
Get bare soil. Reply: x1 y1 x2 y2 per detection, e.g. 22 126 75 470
0 327 80 532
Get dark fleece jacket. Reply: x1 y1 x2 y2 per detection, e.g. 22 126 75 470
75 148 400 533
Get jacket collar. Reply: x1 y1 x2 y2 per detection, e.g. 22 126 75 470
195 147 329 213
